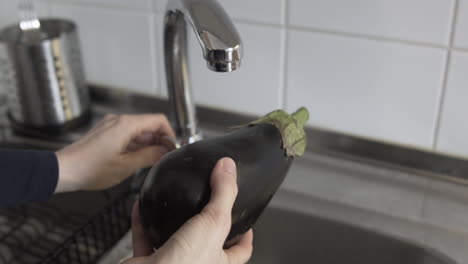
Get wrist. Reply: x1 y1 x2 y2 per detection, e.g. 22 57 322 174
55 150 79 193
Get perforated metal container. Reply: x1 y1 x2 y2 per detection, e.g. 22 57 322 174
0 19 90 134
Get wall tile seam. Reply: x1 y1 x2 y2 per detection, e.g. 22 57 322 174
46 3 461 51
148 13 160 97
287 24 450 50
45 0 153 13
279 0 288 109
432 0 460 150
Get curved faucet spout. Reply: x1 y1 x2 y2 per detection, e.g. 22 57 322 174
164 0 243 145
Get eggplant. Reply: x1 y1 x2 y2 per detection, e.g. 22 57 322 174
139 107 309 248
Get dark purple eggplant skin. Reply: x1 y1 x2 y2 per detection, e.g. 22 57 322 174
139 123 293 249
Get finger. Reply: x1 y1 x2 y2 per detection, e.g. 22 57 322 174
162 158 238 250
200 158 238 237
225 229 254 264
128 132 173 152
124 145 169 170
126 141 141 152
131 202 154 257
132 131 159 145
117 114 175 148
127 132 162 152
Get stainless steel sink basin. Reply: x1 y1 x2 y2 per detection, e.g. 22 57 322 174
249 207 456 264
0 114 459 264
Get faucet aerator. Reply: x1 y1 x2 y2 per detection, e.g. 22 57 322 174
207 60 240 72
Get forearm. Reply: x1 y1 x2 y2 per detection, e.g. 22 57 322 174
0 149 58 207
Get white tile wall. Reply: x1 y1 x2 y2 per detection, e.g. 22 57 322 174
50 3 157 95
2 0 468 152
436 51 468 157
454 0 468 48
155 0 283 25
216 0 284 25
153 13 165 96
154 14 283 115
50 0 152 10
289 0 455 46
287 30 446 148
1 0 464 152
188 23 283 116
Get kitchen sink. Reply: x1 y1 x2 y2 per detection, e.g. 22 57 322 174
0 105 460 264
249 207 456 264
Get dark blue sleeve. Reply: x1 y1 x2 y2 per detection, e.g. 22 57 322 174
0 149 59 207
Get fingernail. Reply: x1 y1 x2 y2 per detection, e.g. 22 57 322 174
222 158 236 175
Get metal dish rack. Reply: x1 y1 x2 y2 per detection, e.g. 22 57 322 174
0 178 141 264
0 96 147 263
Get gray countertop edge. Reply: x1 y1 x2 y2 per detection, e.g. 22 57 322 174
89 85 468 186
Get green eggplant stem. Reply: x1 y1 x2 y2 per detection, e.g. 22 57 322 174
250 107 309 157
292 107 309 128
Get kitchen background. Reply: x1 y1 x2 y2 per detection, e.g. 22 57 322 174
2 0 468 159
2 0 468 263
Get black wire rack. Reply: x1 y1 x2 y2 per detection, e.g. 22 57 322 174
39 192 134 264
0 173 144 264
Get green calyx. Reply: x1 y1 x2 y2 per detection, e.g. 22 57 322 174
250 107 309 157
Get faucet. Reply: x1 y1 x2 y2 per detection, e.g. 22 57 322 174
164 0 243 145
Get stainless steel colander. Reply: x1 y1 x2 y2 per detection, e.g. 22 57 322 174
0 19 90 133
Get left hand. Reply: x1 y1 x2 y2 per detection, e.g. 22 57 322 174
55 113 175 193
123 158 253 264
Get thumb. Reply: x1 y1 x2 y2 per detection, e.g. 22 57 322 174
202 157 238 241
202 157 238 230
124 145 169 171
168 158 238 247
131 202 154 257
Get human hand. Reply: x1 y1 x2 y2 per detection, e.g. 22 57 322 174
123 158 254 264
55 113 175 193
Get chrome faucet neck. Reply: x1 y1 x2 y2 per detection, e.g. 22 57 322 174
164 0 242 145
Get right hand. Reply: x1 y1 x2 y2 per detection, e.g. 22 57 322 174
123 158 254 264
55 113 175 193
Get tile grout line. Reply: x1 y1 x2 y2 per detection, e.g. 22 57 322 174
232 18 284 29
46 0 152 13
153 12 167 98
279 0 289 109
288 25 449 50
231 18 450 50
156 14 167 98
453 46 468 52
149 13 159 97
432 0 460 150
277 0 287 109
44 0 456 52
422 0 460 244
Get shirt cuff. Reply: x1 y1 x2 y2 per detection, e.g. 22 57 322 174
34 151 59 200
